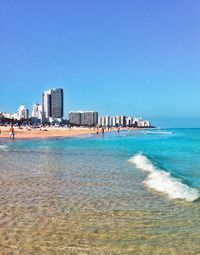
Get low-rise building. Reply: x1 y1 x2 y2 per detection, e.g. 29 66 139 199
137 120 151 127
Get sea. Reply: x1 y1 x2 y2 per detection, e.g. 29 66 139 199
0 128 200 255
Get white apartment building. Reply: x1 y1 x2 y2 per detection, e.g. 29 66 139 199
98 115 151 128
32 103 42 118
110 116 116 127
105 116 110 127
137 120 151 127
18 105 29 119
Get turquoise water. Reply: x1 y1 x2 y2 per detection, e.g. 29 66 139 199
0 128 200 254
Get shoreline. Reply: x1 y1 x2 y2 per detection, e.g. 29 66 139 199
0 126 141 140
0 127 100 140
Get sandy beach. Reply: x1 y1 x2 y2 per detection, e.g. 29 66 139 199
0 126 103 139
0 126 139 140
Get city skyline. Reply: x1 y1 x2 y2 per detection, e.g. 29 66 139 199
0 1 200 128
0 86 151 128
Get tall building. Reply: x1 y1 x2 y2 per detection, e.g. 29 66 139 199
69 111 98 126
81 111 98 126
98 116 103 126
126 116 133 126
115 116 120 126
18 105 29 119
42 90 51 119
98 116 114 127
105 116 110 127
31 103 43 123
42 88 64 122
111 116 116 127
32 103 41 118
51 88 64 119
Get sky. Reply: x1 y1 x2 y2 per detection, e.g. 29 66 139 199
0 0 200 127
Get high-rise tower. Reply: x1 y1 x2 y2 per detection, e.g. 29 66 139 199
42 88 64 122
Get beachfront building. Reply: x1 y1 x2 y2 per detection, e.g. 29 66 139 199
98 116 102 126
102 117 106 127
105 116 110 127
99 116 117 127
137 120 151 127
115 116 120 126
115 116 126 127
32 103 43 119
69 112 81 125
51 88 64 119
121 116 126 127
1 112 18 120
98 115 151 128
18 105 29 119
42 88 64 123
126 116 133 126
31 103 43 124
42 90 51 120
98 116 112 127
69 111 98 126
111 116 116 127
81 111 98 126
98 116 105 127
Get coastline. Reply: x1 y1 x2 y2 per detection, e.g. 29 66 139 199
0 127 200 254
0 127 99 140
0 126 140 140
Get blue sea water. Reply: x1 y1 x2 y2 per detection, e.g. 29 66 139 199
1 128 199 202
0 128 200 254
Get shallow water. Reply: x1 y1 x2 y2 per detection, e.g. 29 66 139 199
0 129 200 254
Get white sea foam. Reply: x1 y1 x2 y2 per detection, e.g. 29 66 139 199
145 131 173 135
128 154 199 202
0 144 9 151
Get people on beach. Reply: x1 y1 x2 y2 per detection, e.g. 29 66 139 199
9 124 15 140
95 125 99 134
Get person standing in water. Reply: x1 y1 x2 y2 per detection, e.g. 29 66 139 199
9 124 15 140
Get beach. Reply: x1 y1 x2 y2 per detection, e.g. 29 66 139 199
0 126 137 140
0 126 105 139
0 128 200 254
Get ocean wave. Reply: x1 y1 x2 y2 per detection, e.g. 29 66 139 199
128 154 199 202
144 131 173 135
0 144 9 151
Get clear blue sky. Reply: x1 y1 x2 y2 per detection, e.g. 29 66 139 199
0 0 200 127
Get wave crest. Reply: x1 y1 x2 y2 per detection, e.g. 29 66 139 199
128 154 199 202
